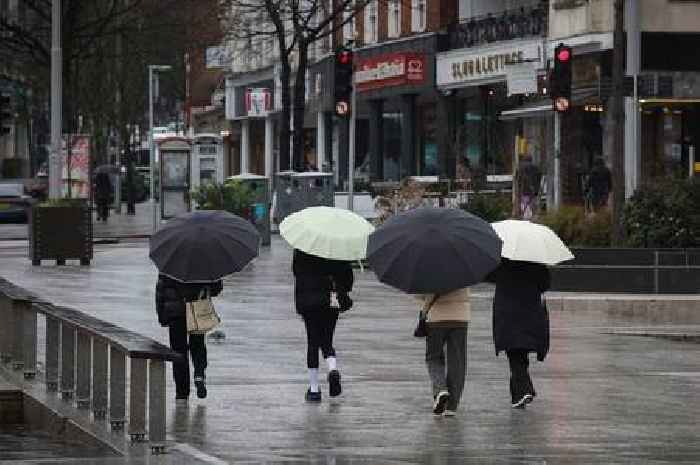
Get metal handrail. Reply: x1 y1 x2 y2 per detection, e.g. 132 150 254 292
0 278 178 454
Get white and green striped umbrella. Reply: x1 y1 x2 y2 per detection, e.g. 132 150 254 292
280 206 375 261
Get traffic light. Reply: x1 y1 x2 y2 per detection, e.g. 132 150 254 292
551 44 572 112
334 47 353 117
0 94 11 136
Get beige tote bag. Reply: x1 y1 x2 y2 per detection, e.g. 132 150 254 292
185 288 221 334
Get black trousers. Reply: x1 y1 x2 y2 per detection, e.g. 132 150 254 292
302 310 338 369
96 201 109 221
169 318 207 398
506 349 535 400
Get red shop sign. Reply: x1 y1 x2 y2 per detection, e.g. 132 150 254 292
355 53 426 92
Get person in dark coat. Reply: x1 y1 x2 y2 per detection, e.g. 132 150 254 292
94 172 112 222
486 258 550 408
586 157 612 210
155 273 223 403
292 249 354 402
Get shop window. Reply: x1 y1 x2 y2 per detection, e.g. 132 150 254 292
364 0 378 44
411 0 426 33
388 0 401 39
343 2 356 44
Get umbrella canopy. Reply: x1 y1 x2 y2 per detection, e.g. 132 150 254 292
149 210 260 282
280 206 375 260
492 220 574 265
367 208 502 294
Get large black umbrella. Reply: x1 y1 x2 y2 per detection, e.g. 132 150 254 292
149 210 260 282
367 208 502 294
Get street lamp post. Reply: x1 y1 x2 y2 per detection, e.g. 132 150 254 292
49 0 62 199
148 65 171 233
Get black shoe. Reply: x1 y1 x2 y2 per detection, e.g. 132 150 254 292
433 391 450 415
305 388 322 402
328 370 342 397
194 377 207 399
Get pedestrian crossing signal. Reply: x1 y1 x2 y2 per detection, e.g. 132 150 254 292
334 47 353 117
551 44 572 112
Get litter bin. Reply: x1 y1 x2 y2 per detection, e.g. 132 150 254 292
273 171 297 226
274 171 335 224
227 174 271 246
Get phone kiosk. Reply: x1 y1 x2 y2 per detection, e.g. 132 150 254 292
192 134 225 190
158 137 192 219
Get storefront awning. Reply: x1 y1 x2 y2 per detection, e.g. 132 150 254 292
499 102 552 121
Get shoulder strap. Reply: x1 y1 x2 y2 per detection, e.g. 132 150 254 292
423 294 440 315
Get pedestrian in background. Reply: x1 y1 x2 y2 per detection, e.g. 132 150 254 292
94 172 112 222
586 157 612 211
486 259 550 409
293 249 354 402
515 155 542 219
422 288 471 417
155 273 223 403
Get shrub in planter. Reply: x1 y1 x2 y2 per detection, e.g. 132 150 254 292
191 180 256 219
374 178 426 225
623 178 700 248
538 206 612 247
459 192 512 223
30 198 92 265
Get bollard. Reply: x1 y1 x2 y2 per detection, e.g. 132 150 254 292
129 358 148 442
149 360 167 453
75 330 92 409
60 323 76 400
45 316 60 391
21 302 37 379
109 349 126 431
92 339 109 419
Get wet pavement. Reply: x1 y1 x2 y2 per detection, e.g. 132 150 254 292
0 239 699 464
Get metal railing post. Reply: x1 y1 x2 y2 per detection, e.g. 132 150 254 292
129 358 148 441
109 348 126 430
92 339 109 419
21 302 37 379
75 330 92 409
45 316 60 391
0 295 11 363
149 359 167 453
60 323 76 400
11 300 24 370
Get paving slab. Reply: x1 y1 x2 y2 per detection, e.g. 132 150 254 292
0 239 699 463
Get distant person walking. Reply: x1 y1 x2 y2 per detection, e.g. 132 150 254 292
422 288 471 417
515 155 542 219
487 259 550 408
94 172 112 222
293 249 354 402
586 157 612 211
155 273 223 402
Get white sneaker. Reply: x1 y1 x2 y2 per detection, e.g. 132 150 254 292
433 391 450 415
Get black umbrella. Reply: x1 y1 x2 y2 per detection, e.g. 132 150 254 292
367 208 502 294
149 210 260 282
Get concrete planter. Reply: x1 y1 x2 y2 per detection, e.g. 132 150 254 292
29 202 93 266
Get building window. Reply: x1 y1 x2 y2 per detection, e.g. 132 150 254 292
364 0 378 44
343 1 355 45
388 0 401 38
411 0 426 33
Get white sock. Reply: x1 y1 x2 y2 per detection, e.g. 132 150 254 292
326 356 337 372
309 368 319 392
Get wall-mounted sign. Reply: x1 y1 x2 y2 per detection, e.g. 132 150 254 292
437 39 544 88
506 62 538 96
245 88 272 117
206 46 230 69
355 53 426 92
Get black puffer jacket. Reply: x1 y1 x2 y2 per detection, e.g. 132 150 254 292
487 259 550 361
292 249 354 315
155 274 223 327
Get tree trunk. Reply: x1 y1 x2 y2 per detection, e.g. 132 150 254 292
278 55 292 172
292 43 309 171
611 0 626 245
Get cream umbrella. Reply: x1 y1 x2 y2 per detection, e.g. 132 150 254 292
280 206 375 260
491 220 574 265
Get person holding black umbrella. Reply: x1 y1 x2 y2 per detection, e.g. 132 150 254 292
156 275 223 401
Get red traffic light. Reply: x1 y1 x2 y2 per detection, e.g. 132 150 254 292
556 48 571 63
337 51 352 65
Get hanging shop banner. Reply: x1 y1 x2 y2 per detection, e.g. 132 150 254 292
506 62 539 96
355 53 426 92
436 39 545 89
61 134 90 199
245 88 272 117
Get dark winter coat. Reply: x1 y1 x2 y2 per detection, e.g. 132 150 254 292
155 274 223 327
292 249 354 315
95 173 112 203
486 259 550 361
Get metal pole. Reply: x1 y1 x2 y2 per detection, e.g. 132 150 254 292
690 146 695 179
348 86 356 211
49 0 62 199
554 111 561 209
149 66 156 233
